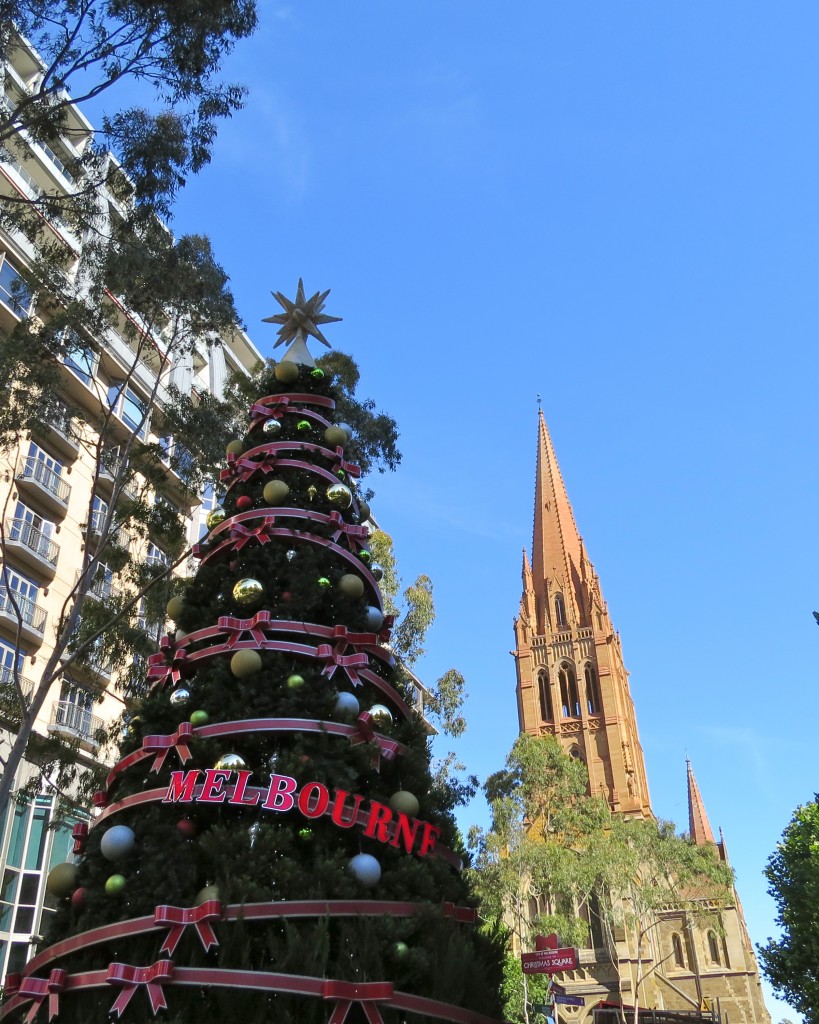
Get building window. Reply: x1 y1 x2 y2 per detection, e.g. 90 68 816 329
585 664 601 714
671 932 686 969
108 382 148 438
55 683 97 741
63 333 96 384
9 501 57 563
146 542 169 569
0 567 42 628
559 663 580 718
538 670 553 721
554 593 567 628
0 257 32 318
707 930 721 965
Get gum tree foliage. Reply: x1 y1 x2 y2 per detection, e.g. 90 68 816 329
758 796 819 1023
469 734 734 1024
0 0 258 228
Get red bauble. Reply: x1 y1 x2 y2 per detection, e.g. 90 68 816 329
177 818 198 839
71 887 87 910
236 495 253 511
281 591 293 602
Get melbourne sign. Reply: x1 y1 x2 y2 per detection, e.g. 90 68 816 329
164 770 441 858
520 948 579 975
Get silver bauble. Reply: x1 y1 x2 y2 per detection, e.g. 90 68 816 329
169 688 190 706
369 704 393 729
262 417 282 436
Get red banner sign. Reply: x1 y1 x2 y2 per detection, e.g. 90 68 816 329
520 949 578 975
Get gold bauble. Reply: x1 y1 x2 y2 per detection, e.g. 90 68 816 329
338 574 365 599
389 790 420 818
230 649 262 678
324 426 348 447
166 596 185 622
195 884 220 905
369 704 393 729
46 862 78 898
326 482 353 508
232 578 264 606
274 361 300 383
358 501 371 521
263 480 290 505
206 507 227 530
214 752 248 771
226 439 244 457
307 485 318 501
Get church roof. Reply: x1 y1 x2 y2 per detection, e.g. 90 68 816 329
686 759 717 845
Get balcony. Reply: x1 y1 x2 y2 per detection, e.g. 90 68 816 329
0 588 46 646
48 700 103 752
15 457 71 517
76 569 122 604
38 405 80 460
0 667 35 719
4 519 59 578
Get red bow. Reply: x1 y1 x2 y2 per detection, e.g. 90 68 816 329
218 611 271 648
142 722 193 772
327 510 369 541
330 449 362 479
155 900 221 955
106 960 174 1017
229 518 277 550
248 396 291 425
350 712 400 768
323 980 393 1024
223 451 279 485
72 821 88 854
146 647 188 689
317 644 369 686
19 969 66 1023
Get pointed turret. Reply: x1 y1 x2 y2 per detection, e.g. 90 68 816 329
687 759 716 845
514 410 652 817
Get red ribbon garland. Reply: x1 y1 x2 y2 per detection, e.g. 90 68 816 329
106 960 174 1017
154 901 221 956
323 981 394 1024
218 610 272 648
17 969 66 1022
142 723 194 772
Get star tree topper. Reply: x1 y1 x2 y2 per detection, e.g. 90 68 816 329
262 278 342 366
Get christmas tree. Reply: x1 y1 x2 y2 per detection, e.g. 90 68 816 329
4 282 505 1024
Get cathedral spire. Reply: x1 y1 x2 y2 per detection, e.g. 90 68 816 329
687 759 716 845
532 410 585 626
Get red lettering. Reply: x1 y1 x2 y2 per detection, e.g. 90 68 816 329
418 822 440 857
331 789 364 828
363 800 393 843
231 769 260 806
389 812 421 854
200 769 231 803
263 773 297 812
298 781 329 818
165 770 200 803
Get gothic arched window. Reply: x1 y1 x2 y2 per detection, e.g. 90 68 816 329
538 670 553 722
707 930 721 965
585 664 600 714
671 933 686 969
559 663 579 717
554 593 567 628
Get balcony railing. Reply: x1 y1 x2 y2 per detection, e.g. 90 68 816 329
17 457 71 504
5 518 59 566
49 700 103 747
0 588 46 633
0 666 35 709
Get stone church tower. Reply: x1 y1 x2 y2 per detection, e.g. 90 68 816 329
513 411 771 1024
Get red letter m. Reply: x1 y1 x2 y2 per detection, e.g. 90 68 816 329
165 770 200 803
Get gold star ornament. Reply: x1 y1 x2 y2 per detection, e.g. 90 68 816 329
262 278 342 365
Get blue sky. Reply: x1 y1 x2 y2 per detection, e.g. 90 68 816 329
139 3 819 1018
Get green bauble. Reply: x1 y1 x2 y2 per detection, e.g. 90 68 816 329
389 790 420 817
206 507 226 529
231 649 263 678
195 885 220 905
166 596 185 622
358 549 372 564
393 941 410 960
190 710 209 727
287 674 305 689
338 574 365 599
297 827 314 843
226 439 244 457
46 862 78 898
263 480 290 505
317 577 331 589
310 367 325 380
326 482 353 508
233 578 264 606
105 874 127 896
296 419 312 433
274 361 299 383
324 426 347 447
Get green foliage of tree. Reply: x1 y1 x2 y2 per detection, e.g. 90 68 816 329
0 0 257 224
758 795 819 1023
469 734 734 1024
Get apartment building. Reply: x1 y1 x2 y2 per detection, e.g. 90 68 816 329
0 34 263 978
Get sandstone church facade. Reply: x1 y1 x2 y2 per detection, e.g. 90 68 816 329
512 412 770 1024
